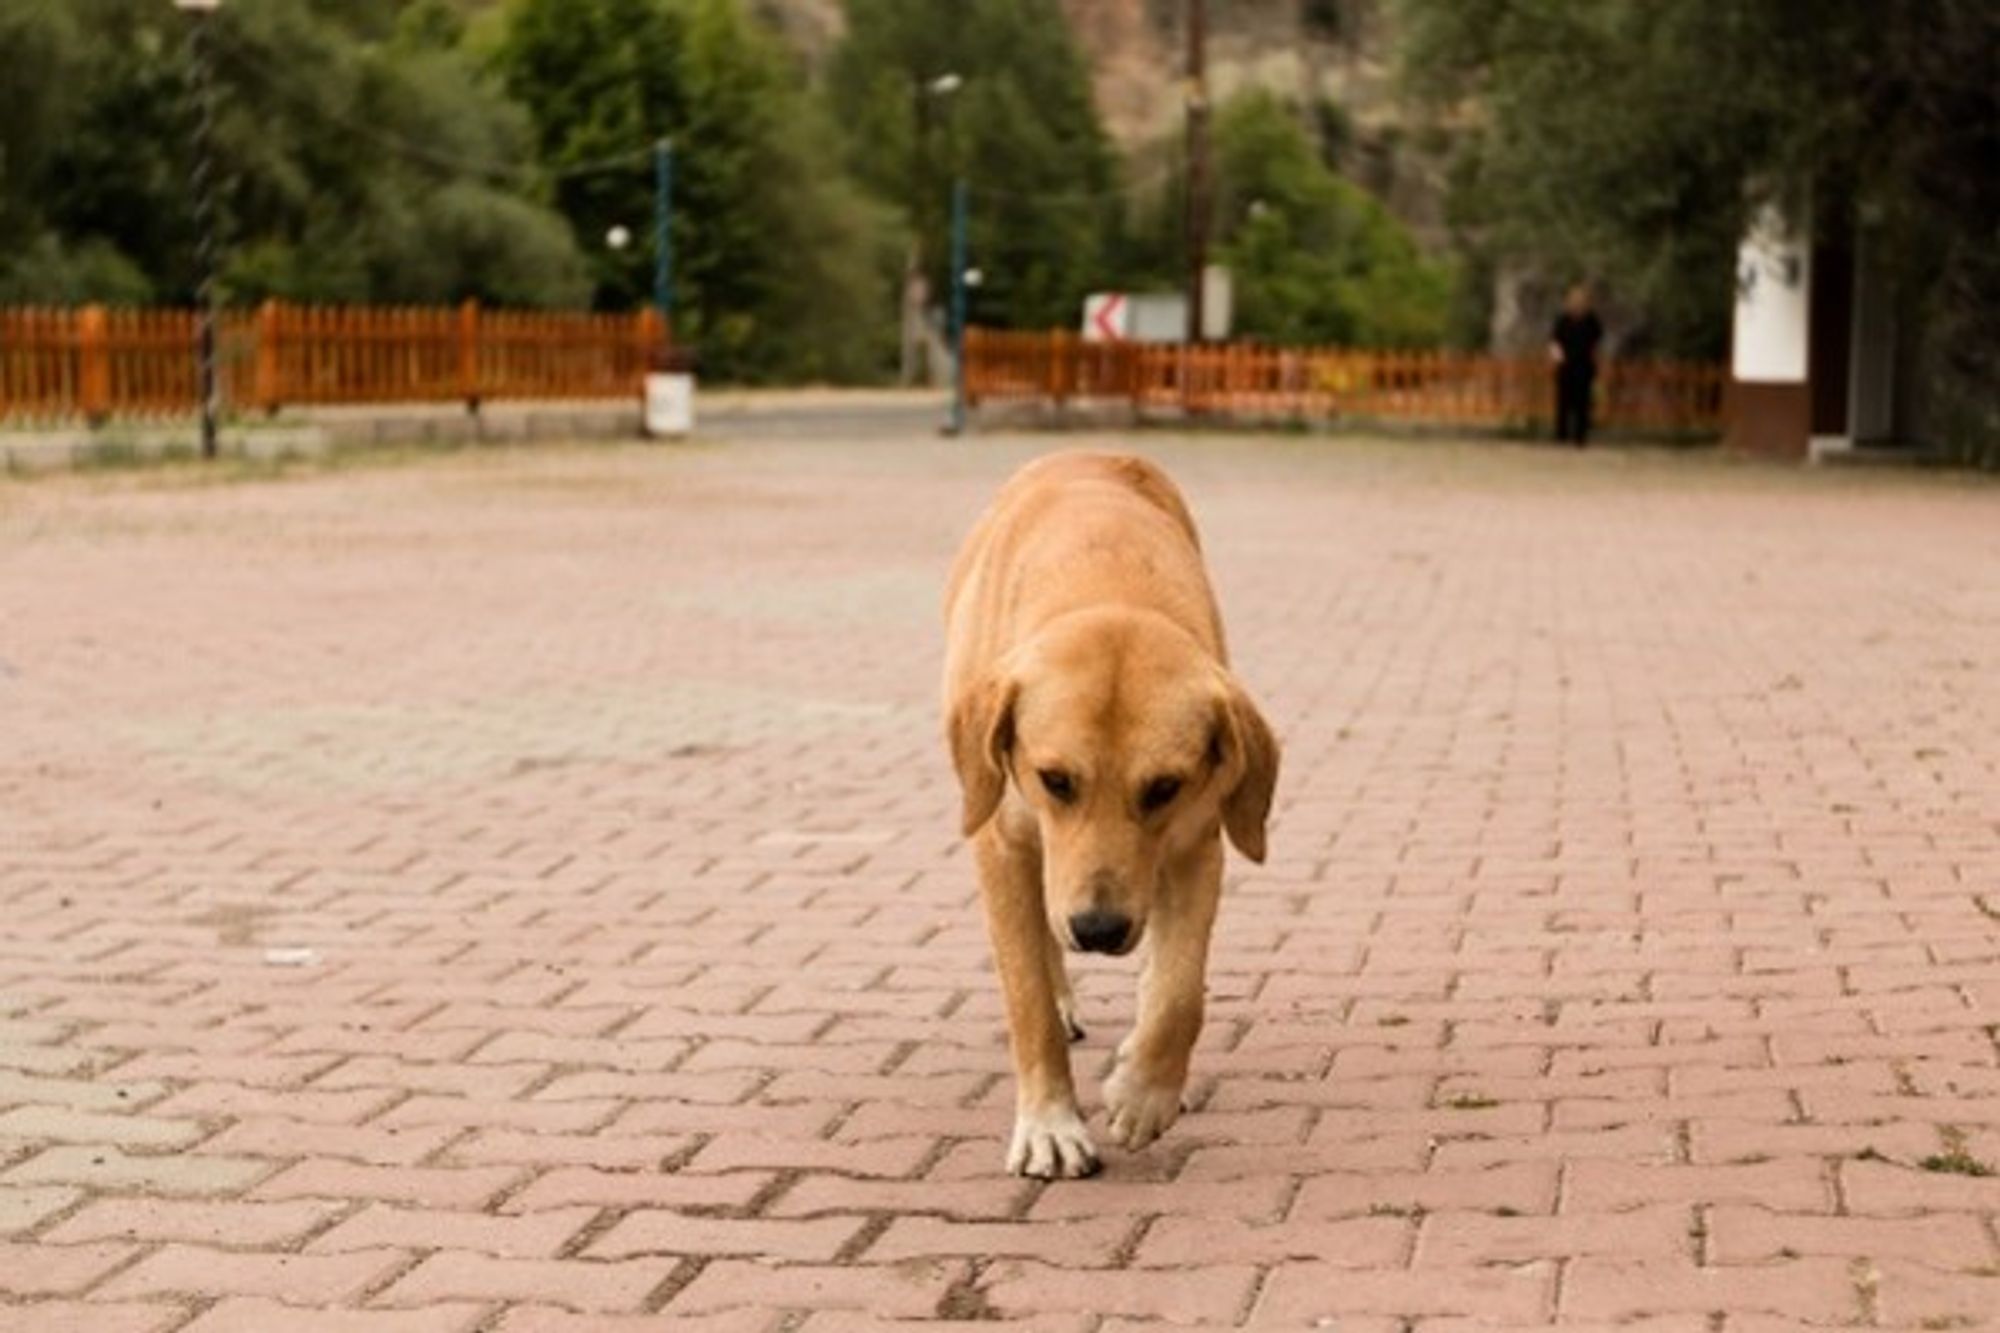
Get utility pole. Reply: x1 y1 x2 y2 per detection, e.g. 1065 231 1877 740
177 0 222 459
947 176 969 436
906 73 963 387
1184 0 1210 347
653 139 674 327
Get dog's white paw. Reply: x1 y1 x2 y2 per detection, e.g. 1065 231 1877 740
1103 1062 1184 1151
1006 1103 1100 1179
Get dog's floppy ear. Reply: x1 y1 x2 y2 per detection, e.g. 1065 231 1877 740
1214 679 1280 863
947 673 1019 836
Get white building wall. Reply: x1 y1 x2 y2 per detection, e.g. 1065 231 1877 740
1732 205 1811 383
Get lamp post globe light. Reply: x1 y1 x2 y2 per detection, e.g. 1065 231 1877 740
175 0 223 458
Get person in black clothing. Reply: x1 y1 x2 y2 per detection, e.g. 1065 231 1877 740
1549 284 1603 445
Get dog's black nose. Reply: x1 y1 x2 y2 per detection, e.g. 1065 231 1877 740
1069 909 1131 954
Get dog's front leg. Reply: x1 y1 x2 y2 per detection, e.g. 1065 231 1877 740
976 830 1099 1178
1105 837 1221 1150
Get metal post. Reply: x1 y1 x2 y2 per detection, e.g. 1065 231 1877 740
1184 0 1210 349
653 139 674 326
179 0 222 458
948 176 969 437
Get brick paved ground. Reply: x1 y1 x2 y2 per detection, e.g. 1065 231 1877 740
2 433 1997 1330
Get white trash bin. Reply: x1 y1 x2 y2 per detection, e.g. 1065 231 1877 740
644 368 694 439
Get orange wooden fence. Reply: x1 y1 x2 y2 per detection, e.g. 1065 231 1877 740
0 301 667 425
965 327 1726 435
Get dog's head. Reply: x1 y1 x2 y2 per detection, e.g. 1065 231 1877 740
948 608 1279 955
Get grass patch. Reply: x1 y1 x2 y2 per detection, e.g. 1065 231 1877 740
76 439 147 471
1367 1203 1423 1219
1918 1149 1993 1177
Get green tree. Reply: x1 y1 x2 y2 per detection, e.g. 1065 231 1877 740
1399 0 1998 461
496 0 895 380
1213 90 1454 347
0 0 589 307
827 0 1117 329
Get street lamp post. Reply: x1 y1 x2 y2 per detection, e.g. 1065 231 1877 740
921 73 967 436
906 73 962 387
175 0 222 458
653 139 673 330
947 176 969 436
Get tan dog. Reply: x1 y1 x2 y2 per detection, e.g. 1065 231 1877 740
943 452 1279 1178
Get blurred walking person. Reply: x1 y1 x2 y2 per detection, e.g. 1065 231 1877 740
1549 284 1603 446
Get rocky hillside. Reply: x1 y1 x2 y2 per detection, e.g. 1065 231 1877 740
758 0 1448 243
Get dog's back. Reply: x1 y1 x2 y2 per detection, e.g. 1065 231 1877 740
945 453 1225 702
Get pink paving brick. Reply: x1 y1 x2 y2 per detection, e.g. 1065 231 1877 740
307 1204 599 1258
498 1167 772 1214
374 1251 680 1311
4 432 1997 1329
1706 1204 1996 1266
493 1311 778 1333
984 1261 1261 1322
94 1244 406 1303
871 1217 1137 1268
668 1260 967 1317
1561 1257 1861 1322
1134 1214 1412 1268
1840 1157 2000 1214
0 1306 182 1333
1871 1262 2000 1326
807 1317 1089 1333
44 1197 342 1248
1292 1162 1560 1219
250 1160 524 1210
176 1299 490 1333
1027 1176 1293 1223
1562 1159 1834 1213
585 1212 866 1262
0 1239 139 1296
770 1175 1030 1220
1418 1203 1693 1266
1254 1262 1556 1323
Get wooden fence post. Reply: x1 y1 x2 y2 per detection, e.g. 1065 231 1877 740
458 298 481 411
1051 330 1075 406
77 304 111 424
636 306 665 383
253 300 283 414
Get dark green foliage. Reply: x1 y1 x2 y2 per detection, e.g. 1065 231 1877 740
0 0 589 308
495 0 896 381
826 0 1117 329
1398 0 1998 461
1213 91 1454 347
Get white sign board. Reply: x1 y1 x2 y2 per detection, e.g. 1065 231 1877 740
1082 292 1129 342
1731 205 1810 384
1082 278 1232 344
644 371 694 437
1127 294 1188 342
1201 264 1233 341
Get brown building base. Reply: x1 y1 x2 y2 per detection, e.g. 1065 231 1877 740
1724 380 1812 459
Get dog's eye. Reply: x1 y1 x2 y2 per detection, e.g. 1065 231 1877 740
1139 776 1182 813
1038 769 1077 804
